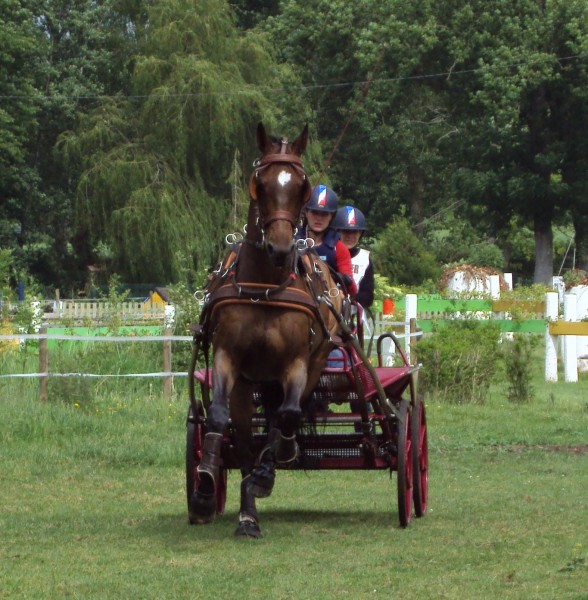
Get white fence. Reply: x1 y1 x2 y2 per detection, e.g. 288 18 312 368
0 330 190 401
46 299 168 322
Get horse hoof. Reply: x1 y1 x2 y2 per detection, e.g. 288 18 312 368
247 482 272 499
189 490 216 524
247 464 275 498
234 520 262 539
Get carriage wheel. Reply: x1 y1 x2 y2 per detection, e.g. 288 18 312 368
411 396 428 517
396 399 413 527
186 409 227 521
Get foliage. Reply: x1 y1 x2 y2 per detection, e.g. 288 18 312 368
467 243 504 270
59 0 307 284
562 269 588 289
3 0 588 292
1 0 140 290
372 273 403 303
501 334 538 403
0 248 13 311
416 319 502 403
372 217 441 286
46 333 163 409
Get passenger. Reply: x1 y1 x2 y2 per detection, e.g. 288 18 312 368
333 205 376 428
297 185 357 297
333 205 375 311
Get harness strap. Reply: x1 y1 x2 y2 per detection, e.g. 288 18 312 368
207 283 320 321
211 299 316 321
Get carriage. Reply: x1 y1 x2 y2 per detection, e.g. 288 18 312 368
188 329 428 529
186 122 428 537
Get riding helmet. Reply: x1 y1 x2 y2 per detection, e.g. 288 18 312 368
306 185 338 213
333 205 367 231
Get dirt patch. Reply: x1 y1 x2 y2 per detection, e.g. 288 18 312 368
492 444 588 455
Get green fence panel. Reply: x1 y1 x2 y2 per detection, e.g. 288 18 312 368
46 326 164 348
415 319 545 334
393 296 493 313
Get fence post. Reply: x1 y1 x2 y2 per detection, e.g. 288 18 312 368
39 327 48 402
545 292 559 382
163 328 172 401
563 293 578 383
405 294 417 365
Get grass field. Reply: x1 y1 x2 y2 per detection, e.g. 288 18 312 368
1 353 587 599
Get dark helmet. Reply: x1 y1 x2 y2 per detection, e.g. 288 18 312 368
306 184 338 213
333 205 367 231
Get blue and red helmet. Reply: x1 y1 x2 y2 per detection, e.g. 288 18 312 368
306 185 338 213
333 205 367 231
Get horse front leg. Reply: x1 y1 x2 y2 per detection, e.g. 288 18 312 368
230 382 263 538
275 357 308 461
248 359 307 499
190 351 234 524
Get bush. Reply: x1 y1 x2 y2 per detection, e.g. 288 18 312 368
501 334 537 403
467 243 504 269
372 217 441 286
416 319 501 404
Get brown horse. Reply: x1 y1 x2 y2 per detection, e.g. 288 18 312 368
189 122 343 537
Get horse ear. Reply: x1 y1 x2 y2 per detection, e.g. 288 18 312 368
257 122 271 154
249 174 258 201
291 124 308 156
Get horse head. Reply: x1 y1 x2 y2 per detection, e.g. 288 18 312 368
248 122 310 267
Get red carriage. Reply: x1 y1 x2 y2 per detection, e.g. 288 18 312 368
188 328 428 530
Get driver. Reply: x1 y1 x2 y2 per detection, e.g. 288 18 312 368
297 184 357 296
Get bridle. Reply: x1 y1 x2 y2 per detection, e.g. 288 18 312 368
250 138 309 232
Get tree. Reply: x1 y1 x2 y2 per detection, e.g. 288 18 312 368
441 0 588 283
268 0 588 283
1 0 144 290
0 0 43 278
60 0 307 283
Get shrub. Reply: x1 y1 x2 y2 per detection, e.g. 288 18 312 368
467 243 504 269
416 319 501 404
501 334 538 403
372 217 441 286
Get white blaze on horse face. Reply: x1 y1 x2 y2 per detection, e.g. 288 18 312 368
277 170 292 187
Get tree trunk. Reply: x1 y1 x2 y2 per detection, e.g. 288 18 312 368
533 211 553 284
571 205 588 272
408 165 425 238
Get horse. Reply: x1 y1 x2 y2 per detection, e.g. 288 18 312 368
189 122 344 537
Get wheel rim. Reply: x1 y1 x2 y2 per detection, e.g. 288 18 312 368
411 399 428 517
396 400 413 527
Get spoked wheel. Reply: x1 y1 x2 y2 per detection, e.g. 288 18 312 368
411 395 428 517
396 399 413 527
186 407 227 522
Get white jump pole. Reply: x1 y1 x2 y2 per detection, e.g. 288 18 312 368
545 292 559 382
405 294 418 365
501 273 514 341
563 293 578 383
489 274 500 299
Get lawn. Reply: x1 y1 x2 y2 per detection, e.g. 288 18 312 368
0 357 586 599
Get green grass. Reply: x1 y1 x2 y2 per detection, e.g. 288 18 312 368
1 353 587 599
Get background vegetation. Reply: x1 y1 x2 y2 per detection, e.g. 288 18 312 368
2 0 588 298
